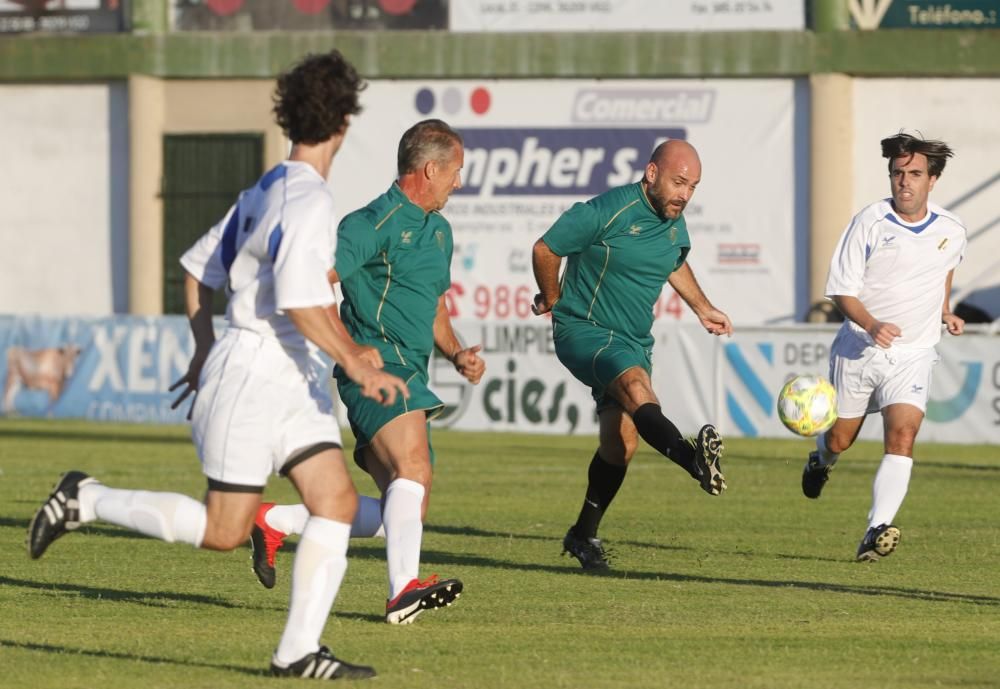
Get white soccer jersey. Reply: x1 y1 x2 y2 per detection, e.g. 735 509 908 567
825 199 966 349
181 161 337 353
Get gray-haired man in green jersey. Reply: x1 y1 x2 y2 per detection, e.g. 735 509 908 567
532 139 733 570
251 119 486 623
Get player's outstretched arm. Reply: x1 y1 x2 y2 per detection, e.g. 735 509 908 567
170 272 217 417
287 305 409 404
531 239 562 316
433 295 485 384
667 262 733 336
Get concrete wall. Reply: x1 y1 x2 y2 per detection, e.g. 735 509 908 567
0 83 129 315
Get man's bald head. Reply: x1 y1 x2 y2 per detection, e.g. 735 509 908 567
649 139 700 169
644 139 702 220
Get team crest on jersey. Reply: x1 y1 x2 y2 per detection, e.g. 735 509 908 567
628 224 641 236
435 230 445 250
670 227 678 243
401 230 413 244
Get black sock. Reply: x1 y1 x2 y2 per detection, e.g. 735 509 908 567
573 451 628 539
631 402 697 477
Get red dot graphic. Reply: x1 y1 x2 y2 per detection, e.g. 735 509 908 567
470 88 491 115
207 0 244 16
379 0 417 15
293 0 330 14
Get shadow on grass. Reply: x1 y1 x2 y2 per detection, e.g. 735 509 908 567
426 523 846 563
411 547 1000 608
0 427 191 445
734 451 1000 474
0 576 282 611
0 516 168 542
0 638 264 677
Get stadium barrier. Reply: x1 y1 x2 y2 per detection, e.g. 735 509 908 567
1 315 997 444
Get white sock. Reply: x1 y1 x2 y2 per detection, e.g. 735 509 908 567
816 433 840 467
383 478 425 600
868 453 913 528
78 483 206 547
265 497 383 539
264 504 309 535
274 516 351 666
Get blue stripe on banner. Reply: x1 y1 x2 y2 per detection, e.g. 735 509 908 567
726 391 758 437
259 164 287 191
757 342 773 364
267 224 284 262
724 343 772 415
220 207 241 274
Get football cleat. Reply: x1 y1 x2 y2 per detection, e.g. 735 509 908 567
250 502 287 589
270 645 376 680
856 523 901 562
801 451 832 499
385 574 463 625
27 471 99 559
562 527 611 570
691 424 727 496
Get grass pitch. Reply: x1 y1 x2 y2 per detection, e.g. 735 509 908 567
1 418 998 689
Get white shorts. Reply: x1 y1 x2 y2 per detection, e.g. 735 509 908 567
191 328 342 489
829 328 939 419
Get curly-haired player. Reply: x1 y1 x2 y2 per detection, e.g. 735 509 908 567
26 50 406 680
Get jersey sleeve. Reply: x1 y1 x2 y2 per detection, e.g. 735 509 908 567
540 200 605 256
334 211 382 281
179 200 238 291
825 213 869 298
272 194 337 310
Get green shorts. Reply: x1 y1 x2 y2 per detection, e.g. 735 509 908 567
553 317 652 410
334 361 443 470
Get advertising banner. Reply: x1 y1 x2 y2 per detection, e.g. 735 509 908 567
848 0 998 30
2 316 996 445
451 0 805 32
171 0 446 31
717 325 1000 445
331 79 804 327
0 0 126 33
431 320 1000 445
1 315 198 425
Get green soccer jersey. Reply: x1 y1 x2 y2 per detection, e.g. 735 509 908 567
542 182 690 346
335 183 453 370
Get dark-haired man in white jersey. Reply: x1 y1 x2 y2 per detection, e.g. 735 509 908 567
803 133 966 562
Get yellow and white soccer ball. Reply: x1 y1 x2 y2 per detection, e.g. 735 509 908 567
777 374 838 437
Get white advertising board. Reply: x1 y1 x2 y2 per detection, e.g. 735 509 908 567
331 79 803 327
450 1 805 32
433 321 1000 445
852 79 1000 319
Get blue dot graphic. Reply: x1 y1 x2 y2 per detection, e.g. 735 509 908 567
415 88 435 114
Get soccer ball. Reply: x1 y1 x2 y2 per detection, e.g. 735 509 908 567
777 374 838 437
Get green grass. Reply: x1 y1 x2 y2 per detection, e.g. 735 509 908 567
1 418 998 689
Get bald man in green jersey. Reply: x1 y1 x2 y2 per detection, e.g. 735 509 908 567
253 120 485 624
532 139 733 570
